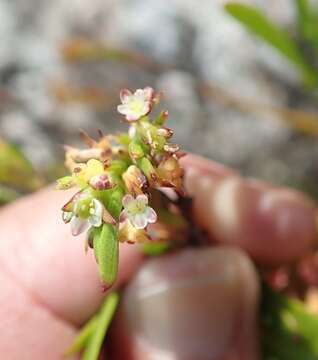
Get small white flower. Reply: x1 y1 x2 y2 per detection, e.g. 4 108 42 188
120 194 157 229
62 197 104 236
117 87 154 122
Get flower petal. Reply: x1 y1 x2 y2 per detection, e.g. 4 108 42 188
120 89 132 104
117 104 130 115
145 207 157 223
71 216 90 236
62 211 73 224
119 209 128 224
135 89 146 100
144 87 154 100
131 213 148 229
126 113 141 122
88 215 102 227
92 199 103 217
136 194 148 205
122 194 134 207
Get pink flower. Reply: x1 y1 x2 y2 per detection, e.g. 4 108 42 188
117 87 154 121
119 194 157 229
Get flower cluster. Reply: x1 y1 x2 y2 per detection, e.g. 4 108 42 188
57 87 185 284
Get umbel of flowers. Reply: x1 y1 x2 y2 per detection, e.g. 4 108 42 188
57 87 184 286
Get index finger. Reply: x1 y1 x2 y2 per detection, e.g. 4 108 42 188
182 154 317 265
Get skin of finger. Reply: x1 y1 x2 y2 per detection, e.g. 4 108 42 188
108 247 260 360
182 155 317 265
0 270 79 360
0 188 143 326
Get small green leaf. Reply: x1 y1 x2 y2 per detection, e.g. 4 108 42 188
261 284 318 359
82 292 119 360
93 224 119 286
65 315 98 357
224 2 317 87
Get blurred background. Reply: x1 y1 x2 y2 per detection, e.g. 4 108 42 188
2 0 318 202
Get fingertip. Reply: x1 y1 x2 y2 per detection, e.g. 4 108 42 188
193 173 316 264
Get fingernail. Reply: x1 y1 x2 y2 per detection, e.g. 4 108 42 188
121 247 259 360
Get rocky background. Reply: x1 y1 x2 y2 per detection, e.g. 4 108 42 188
1 0 318 196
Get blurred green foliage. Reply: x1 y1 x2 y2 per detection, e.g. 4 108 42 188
0 138 45 205
262 284 318 360
225 1 318 89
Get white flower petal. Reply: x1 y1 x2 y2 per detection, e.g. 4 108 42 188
92 199 103 217
120 89 132 104
135 89 146 100
145 207 157 223
131 213 148 229
142 103 151 115
126 113 141 122
88 214 102 227
144 87 154 100
122 194 134 207
71 216 90 236
117 104 130 115
136 194 148 205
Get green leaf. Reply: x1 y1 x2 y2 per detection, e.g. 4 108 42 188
82 292 119 360
93 224 119 286
261 284 318 359
296 0 310 29
0 139 44 192
296 0 318 51
224 2 317 87
65 315 98 357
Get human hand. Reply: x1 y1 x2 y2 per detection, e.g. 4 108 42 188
0 154 315 360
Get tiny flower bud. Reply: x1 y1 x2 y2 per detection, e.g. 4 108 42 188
163 144 179 153
157 127 173 139
89 174 113 190
123 165 148 196
128 140 145 159
157 155 184 192
56 176 75 190
118 219 151 244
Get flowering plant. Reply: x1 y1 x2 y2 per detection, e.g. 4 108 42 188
57 87 186 287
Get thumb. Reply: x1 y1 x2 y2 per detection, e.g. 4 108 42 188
109 247 260 360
